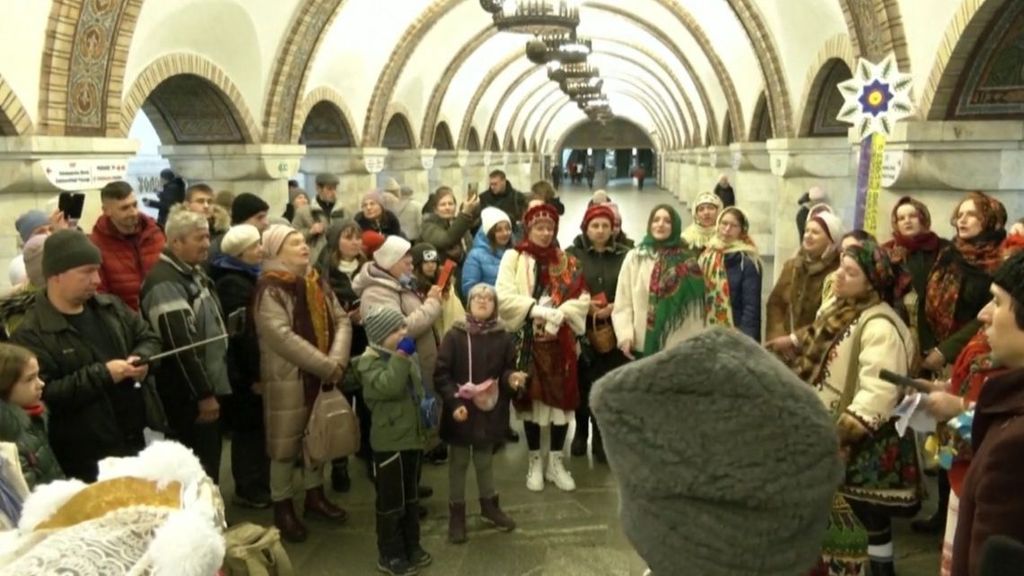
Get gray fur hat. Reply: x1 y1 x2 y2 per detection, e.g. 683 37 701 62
591 327 841 576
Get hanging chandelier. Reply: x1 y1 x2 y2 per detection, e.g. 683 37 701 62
547 62 599 86
480 0 580 36
526 32 591 65
563 77 603 98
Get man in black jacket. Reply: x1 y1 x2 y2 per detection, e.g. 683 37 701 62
12 230 162 481
145 169 186 229
480 170 528 238
141 210 230 482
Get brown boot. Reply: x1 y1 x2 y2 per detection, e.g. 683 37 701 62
480 495 516 531
273 499 308 543
303 486 348 523
448 502 467 544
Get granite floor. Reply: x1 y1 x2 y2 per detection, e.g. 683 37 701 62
223 180 944 575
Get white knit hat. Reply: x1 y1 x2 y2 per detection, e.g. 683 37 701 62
480 207 511 235
373 235 412 270
221 224 261 257
810 211 845 245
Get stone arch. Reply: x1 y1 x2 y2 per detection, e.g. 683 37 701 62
749 93 773 142
466 127 481 152
292 86 361 144
552 116 657 154
121 54 261 143
726 0 793 137
299 101 354 148
518 136 527 153
722 114 734 146
796 34 857 136
920 0 1016 120
433 121 454 151
37 0 144 136
531 138 538 153
0 74 33 136
838 0 911 70
452 37 700 155
420 27 498 148
265 0 346 143
382 112 416 150
800 57 854 137
506 50 689 151
706 124 716 147
489 131 501 152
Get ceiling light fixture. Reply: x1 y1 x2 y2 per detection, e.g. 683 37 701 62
481 0 580 36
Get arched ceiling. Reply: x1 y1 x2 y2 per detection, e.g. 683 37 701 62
0 0 1004 149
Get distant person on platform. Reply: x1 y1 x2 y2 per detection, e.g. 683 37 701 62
585 163 596 190
550 164 562 190
796 186 827 239
480 170 529 236
145 169 186 229
714 174 736 208
632 165 647 191
314 173 347 223
90 181 166 311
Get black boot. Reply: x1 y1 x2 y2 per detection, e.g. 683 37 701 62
273 499 308 543
377 510 415 575
592 424 606 464
449 502 467 544
570 418 588 457
480 495 516 531
331 457 352 493
869 560 896 576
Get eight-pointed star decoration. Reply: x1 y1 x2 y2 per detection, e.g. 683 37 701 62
836 53 913 140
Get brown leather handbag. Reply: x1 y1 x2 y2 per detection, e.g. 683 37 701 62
586 315 617 354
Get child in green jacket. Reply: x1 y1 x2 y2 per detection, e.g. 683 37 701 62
0 343 63 490
357 306 430 576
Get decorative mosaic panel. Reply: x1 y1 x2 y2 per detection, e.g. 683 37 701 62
300 101 352 147
954 1 1024 118
812 60 854 136
433 123 454 150
382 115 413 149
149 74 244 143
272 0 342 143
66 0 129 133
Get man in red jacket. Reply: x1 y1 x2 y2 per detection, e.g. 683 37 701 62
90 181 166 311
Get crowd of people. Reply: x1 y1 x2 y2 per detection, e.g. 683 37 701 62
0 168 1022 576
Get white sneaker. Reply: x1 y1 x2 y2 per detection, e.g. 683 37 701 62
545 452 576 491
526 451 544 492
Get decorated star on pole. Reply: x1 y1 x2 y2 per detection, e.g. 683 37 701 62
836 53 913 140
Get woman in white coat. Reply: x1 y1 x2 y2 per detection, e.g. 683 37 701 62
613 204 706 358
495 203 589 493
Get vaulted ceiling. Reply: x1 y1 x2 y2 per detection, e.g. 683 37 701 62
0 0 1012 152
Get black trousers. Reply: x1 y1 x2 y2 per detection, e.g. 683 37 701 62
225 390 269 496
373 450 422 560
167 399 223 484
576 349 630 439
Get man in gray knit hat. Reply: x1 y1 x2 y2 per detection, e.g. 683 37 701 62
12 230 162 481
592 327 842 576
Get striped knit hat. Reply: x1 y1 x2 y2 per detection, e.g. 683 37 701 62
364 306 405 346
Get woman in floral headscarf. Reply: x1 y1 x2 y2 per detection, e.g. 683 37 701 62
922 191 1006 374
785 239 919 576
697 207 762 340
681 191 723 250
613 205 706 359
495 203 589 494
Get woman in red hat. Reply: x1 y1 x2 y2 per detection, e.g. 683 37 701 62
495 203 589 493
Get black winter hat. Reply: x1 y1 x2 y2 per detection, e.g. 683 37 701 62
231 193 270 225
410 243 438 267
993 250 1024 312
42 230 102 279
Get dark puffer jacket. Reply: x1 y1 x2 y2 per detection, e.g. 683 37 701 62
566 233 629 303
0 401 62 488
11 293 162 481
435 320 518 447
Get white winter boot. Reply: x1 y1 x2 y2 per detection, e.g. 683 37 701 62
526 451 544 492
545 452 576 491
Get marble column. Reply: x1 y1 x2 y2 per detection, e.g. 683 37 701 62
160 144 306 215
0 136 139 287
766 137 854 278
379 149 437 205
875 120 1024 236
678 149 700 207
300 147 388 216
463 152 488 193
430 150 468 197
728 143 773 250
